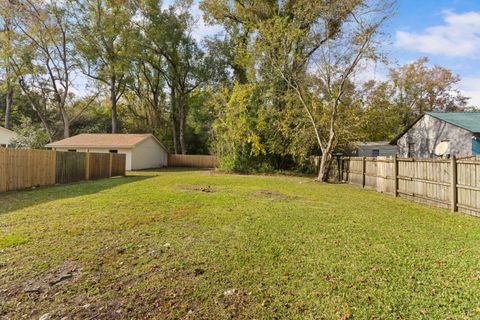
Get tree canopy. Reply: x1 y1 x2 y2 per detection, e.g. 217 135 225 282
0 0 474 177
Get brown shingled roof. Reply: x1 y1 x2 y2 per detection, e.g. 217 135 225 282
46 133 162 149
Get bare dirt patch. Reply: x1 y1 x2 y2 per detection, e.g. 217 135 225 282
0 261 82 319
253 190 298 200
23 261 81 294
219 288 253 318
177 184 217 193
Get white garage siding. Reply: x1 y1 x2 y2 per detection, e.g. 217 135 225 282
0 127 17 147
131 137 168 170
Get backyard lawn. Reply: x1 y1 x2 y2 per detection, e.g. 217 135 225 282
1 169 480 319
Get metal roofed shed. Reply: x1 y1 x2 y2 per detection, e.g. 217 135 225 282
391 112 480 158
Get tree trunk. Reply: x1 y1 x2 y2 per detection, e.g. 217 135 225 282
170 86 178 154
151 90 160 130
4 18 12 130
60 107 70 138
171 117 178 154
317 103 338 182
178 93 186 155
110 75 118 133
318 152 333 182
5 73 12 130
31 103 54 143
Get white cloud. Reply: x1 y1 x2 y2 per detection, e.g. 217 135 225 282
396 11 480 57
460 76 480 108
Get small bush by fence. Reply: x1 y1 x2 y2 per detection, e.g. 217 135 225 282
0 148 126 193
168 154 218 168
339 156 480 217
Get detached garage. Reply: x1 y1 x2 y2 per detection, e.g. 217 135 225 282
46 134 168 170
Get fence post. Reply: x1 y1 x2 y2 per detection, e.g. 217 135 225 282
362 157 366 188
393 155 398 197
346 158 349 182
340 158 344 182
85 152 90 180
451 155 458 212
109 153 113 177
337 156 341 182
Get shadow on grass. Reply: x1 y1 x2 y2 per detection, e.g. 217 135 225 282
0 175 153 215
130 167 215 173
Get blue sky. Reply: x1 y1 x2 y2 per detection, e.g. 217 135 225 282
188 0 480 107
386 0 480 106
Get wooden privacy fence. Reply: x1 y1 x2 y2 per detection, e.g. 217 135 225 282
168 154 218 168
339 156 480 217
0 148 126 193
0 148 56 193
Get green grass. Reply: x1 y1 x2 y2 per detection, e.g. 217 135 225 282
1 169 480 319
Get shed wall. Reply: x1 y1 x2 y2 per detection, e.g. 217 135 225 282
397 114 473 157
357 145 397 157
131 137 168 170
0 129 16 147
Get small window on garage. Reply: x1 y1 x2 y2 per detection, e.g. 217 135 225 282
371 149 380 157
109 150 118 153
0 144 6 148
68 149 77 152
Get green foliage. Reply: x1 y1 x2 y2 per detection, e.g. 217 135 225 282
73 0 135 83
210 83 317 173
211 83 265 172
10 116 50 148
0 0 473 175
70 104 113 135
184 88 215 154
357 58 470 142
0 82 37 126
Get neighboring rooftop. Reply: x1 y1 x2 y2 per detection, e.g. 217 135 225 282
356 141 392 146
46 133 157 149
426 112 480 134
0 126 15 134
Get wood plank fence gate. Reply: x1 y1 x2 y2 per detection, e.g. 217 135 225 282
0 148 126 193
339 156 480 217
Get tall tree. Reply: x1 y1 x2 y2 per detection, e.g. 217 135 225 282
203 0 393 180
136 1 210 154
0 0 16 129
74 0 135 133
358 59 470 142
10 0 92 139
389 57 468 124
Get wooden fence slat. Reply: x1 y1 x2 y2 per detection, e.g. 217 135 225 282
341 156 480 218
168 154 218 168
451 156 458 212
0 148 126 193
88 153 111 180
111 153 126 177
55 152 86 184
0 148 6 193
